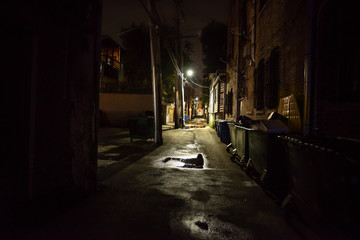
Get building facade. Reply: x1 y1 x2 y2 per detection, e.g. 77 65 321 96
225 0 360 139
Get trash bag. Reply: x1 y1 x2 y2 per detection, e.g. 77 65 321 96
238 115 252 127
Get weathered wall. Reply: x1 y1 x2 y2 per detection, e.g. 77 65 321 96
1 0 101 218
100 93 154 127
254 0 306 121
227 0 307 133
225 0 241 122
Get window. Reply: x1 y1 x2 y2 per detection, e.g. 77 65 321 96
214 85 218 113
265 47 280 108
254 59 265 110
219 81 225 113
227 89 233 115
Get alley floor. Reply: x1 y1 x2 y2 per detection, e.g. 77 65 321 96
4 125 319 240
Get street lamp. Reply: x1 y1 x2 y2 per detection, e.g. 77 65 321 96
186 69 194 77
182 69 195 126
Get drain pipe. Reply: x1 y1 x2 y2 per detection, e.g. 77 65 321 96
303 0 317 136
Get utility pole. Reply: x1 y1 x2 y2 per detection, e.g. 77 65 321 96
180 35 185 128
174 0 180 129
148 0 163 144
181 74 185 127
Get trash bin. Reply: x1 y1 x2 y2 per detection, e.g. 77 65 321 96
215 119 221 137
185 115 189 123
282 136 352 229
250 119 289 134
236 124 252 162
227 123 252 162
228 122 237 150
218 120 232 144
129 116 154 141
248 130 288 200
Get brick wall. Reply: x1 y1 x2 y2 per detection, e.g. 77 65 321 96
227 0 307 133
255 0 306 123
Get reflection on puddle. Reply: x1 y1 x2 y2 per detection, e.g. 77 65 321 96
186 144 197 149
241 181 258 187
162 154 204 169
185 126 206 129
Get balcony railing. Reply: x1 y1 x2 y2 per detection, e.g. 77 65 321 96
101 54 120 70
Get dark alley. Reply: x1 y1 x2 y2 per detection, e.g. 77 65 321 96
1 0 360 240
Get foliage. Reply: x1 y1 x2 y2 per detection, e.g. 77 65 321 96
119 23 194 102
200 20 227 76
121 24 152 93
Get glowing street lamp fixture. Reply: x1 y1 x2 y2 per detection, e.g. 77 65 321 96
186 69 194 77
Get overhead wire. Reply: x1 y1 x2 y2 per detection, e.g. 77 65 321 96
138 0 210 91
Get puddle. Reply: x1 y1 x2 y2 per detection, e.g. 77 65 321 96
195 221 209 231
186 144 197 149
185 125 206 129
241 181 258 187
162 154 204 169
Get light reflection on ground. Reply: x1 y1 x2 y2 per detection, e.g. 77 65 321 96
161 154 205 169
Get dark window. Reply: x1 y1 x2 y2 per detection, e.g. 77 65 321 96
227 89 233 115
254 59 265 110
265 47 280 108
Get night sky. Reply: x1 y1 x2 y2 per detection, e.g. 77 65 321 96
102 0 228 75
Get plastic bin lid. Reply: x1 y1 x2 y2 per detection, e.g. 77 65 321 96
251 120 289 134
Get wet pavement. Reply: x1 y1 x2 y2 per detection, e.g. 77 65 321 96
3 121 319 240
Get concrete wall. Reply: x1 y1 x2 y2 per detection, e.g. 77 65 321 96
100 93 154 127
1 0 101 219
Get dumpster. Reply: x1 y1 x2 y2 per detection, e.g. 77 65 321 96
227 123 252 162
251 119 289 134
235 125 252 162
227 122 237 151
281 136 353 235
129 116 154 141
247 125 289 200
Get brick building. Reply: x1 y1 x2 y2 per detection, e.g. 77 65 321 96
225 0 360 139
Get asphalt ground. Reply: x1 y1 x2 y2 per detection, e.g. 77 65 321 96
3 125 319 240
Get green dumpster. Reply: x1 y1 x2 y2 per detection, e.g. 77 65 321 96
129 116 154 141
227 123 252 162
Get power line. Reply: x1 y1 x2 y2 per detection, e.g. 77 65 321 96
139 0 209 91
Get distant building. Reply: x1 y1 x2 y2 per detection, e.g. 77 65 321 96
209 71 227 127
100 35 125 92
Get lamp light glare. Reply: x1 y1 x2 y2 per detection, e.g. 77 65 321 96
187 69 194 77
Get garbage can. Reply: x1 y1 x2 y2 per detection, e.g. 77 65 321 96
215 119 221 137
227 123 252 162
228 122 237 150
235 124 252 162
129 116 154 141
185 115 189 123
218 120 232 144
282 136 351 229
248 130 288 200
